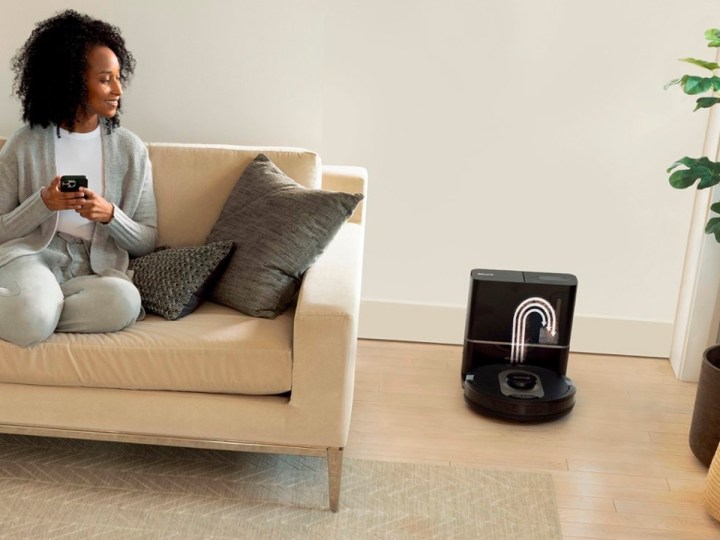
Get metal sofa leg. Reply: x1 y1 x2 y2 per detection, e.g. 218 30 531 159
327 447 344 512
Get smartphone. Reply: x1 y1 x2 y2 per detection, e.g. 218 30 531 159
60 175 88 192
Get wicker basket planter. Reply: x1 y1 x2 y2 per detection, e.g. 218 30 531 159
705 442 720 521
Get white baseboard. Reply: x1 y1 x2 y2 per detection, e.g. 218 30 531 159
359 299 673 359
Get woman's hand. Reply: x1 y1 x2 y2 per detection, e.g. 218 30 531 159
42 176 85 211
41 177 115 224
76 187 114 224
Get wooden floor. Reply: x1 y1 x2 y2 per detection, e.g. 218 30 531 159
345 339 720 540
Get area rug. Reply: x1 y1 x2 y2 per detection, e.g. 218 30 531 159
0 434 561 539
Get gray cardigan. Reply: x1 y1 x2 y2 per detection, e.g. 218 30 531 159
0 124 157 274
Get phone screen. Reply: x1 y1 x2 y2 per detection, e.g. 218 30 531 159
60 175 88 192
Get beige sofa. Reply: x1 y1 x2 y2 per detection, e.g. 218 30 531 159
0 137 367 512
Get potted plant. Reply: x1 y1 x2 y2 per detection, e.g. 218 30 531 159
667 28 720 470
666 28 720 239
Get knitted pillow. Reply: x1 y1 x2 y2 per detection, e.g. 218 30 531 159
206 153 363 318
129 241 235 320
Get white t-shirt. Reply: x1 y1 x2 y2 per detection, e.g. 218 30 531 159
54 125 104 241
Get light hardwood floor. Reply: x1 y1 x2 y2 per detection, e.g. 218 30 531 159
345 339 720 540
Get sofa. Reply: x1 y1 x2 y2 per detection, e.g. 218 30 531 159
0 137 367 512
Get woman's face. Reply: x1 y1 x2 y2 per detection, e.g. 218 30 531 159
83 46 123 125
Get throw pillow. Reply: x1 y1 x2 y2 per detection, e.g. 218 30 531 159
128 241 235 320
206 153 363 318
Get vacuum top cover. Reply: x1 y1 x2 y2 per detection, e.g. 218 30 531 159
471 269 577 286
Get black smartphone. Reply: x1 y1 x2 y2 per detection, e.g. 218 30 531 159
59 175 88 192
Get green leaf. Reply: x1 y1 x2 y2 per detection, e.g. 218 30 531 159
683 75 713 94
669 169 695 189
667 156 701 172
694 97 720 111
712 76 720 91
706 28 720 47
667 156 720 189
711 201 720 214
680 57 720 71
698 166 720 188
706 217 720 242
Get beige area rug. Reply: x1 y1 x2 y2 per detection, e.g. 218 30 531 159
0 434 561 539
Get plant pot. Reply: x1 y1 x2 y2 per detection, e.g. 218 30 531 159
690 344 720 467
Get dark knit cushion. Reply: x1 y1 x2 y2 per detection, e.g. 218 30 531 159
129 241 235 320
206 153 363 318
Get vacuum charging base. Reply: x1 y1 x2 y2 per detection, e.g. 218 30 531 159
461 269 578 423
464 363 576 423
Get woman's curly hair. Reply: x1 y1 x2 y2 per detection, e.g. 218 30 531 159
11 10 135 135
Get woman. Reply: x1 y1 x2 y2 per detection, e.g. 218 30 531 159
0 10 157 347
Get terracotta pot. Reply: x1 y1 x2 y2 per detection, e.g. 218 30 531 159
690 344 720 467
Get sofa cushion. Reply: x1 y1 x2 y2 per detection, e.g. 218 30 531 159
206 153 364 318
129 241 234 320
0 303 293 395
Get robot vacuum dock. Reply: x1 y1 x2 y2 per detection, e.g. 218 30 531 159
461 269 578 423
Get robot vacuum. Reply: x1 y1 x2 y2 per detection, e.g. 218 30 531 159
464 364 576 422
461 269 578 423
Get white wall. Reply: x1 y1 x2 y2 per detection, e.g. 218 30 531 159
0 1 716 357
323 0 717 357
0 0 325 148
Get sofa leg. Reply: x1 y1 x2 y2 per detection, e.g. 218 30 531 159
327 447 344 512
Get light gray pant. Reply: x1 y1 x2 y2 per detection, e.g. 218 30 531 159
0 234 141 347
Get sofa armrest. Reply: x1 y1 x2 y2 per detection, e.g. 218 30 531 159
291 221 365 446
322 165 367 225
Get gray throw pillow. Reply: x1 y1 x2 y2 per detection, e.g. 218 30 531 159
129 241 235 320
206 153 363 318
